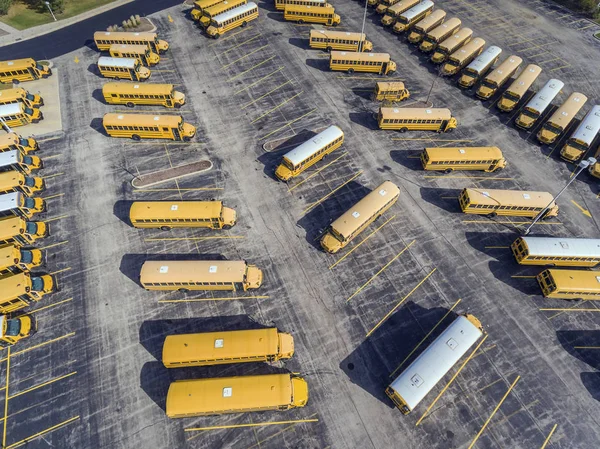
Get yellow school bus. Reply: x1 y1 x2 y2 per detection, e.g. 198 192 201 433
0 244 43 274
94 31 169 53
497 64 542 112
589 159 600 179
407 9 446 43
276 0 327 11
0 271 55 314
430 27 472 63
275 125 344 181
199 0 247 28
129 201 236 230
441 37 485 76
372 82 410 102
309 30 373 52
162 328 294 368
102 113 196 141
419 17 461 53
109 44 160 66
102 83 185 108
0 171 45 195
0 133 38 154
476 55 522 99
321 181 400 253
393 0 434 33
140 260 263 292
511 237 600 267
0 59 51 84
284 4 340 26
0 191 45 219
421 147 506 172
0 103 43 127
190 0 225 22
97 57 150 81
537 93 587 144
377 107 457 133
0 216 48 247
207 2 259 38
458 188 559 218
166 373 309 418
537 269 600 300
0 150 42 175
330 51 397 75
560 105 600 162
457 45 502 89
381 0 420 24
0 88 43 109
515 79 564 130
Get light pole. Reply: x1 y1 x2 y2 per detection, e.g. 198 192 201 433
45 1 57 22
523 156 597 235
358 0 369 53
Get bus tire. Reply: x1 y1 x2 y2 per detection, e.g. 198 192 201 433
132 134 141 141
213 33 220 39
399 127 408 133
445 128 453 133
487 212 497 218
183 136 191 142
326 46 332 53
12 79 19 85
126 102 135 108
32 119 39 124
241 21 247 27
347 68 354 74
160 226 171 231
298 19 304 24
174 103 182 109
223 225 232 230
178 288 189 293
444 168 453 174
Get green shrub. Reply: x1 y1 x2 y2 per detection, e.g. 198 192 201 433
0 0 12 16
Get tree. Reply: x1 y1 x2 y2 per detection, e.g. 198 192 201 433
0 0 12 16
31 0 64 14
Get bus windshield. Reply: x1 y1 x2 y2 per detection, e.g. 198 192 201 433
25 222 37 234
24 197 35 208
35 63 45 70
19 138 29 146
544 122 563 134
25 177 35 187
5 319 20 336
24 107 34 115
522 108 539 119
481 80 496 89
20 250 33 264
25 93 35 101
568 140 588 152
504 91 520 102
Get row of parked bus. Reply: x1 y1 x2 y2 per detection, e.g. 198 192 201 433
190 0 260 38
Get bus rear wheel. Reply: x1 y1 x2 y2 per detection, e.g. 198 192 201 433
326 46 332 53
487 212 497 218
297 19 304 24
241 21 247 27
399 127 408 133
178 288 189 293
132 134 141 141
183 136 191 142
160 226 171 231
126 102 135 108
347 68 354 74
12 79 19 85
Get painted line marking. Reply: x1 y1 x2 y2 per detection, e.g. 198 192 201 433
42 172 64 179
223 45 270 69
366 268 437 337
228 56 276 82
38 240 68 251
210 26 254 46
50 267 71 276
540 308 600 312
251 91 303 124
235 66 285 94
220 34 261 56
549 64 571 72
571 200 592 217
547 300 595 320
42 154 61 160
423 176 513 180
573 346 600 349
0 332 75 361
2 346 9 448
392 137 473 142
462 220 562 225
45 214 70 223
134 187 223 192
144 236 244 242
511 275 536 279
289 152 347 193
346 240 415 303
485 246 509 249
540 424 558 449
303 170 362 214
5 415 79 449
185 418 318 432
259 108 318 141
30 297 73 314
242 80 293 110
9 371 76 399
41 193 64 200
159 295 269 303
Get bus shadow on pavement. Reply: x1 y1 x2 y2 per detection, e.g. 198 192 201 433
89 117 105 135
581 372 600 403
340 301 459 408
113 199 134 226
91 88 105 105
288 37 306 50
464 231 519 259
349 111 378 130
487 259 540 296
390 149 424 171
557 330 600 372
419 187 462 214
305 58 329 72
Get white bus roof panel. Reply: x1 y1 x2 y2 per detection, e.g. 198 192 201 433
0 103 22 117
465 46 502 73
402 0 434 20
525 79 564 113
570 105 600 146
284 125 344 166
521 237 600 258
389 315 483 410
98 56 137 69
0 191 20 213
0 150 18 168
214 2 257 24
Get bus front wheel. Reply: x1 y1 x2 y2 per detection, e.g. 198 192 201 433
183 136 191 142
160 226 171 231
178 288 189 293
297 19 304 24
241 21 247 27
347 68 354 74
213 33 220 39
126 102 135 108
132 134 141 141
399 127 408 133
445 128 453 133
487 212 497 218
326 46 332 53
12 79 19 85
444 168 453 174
174 103 182 109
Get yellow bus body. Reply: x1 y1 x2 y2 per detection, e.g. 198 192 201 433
0 244 43 274
140 260 263 292
103 113 196 141
537 92 587 144
459 188 558 218
102 82 185 108
190 0 224 21
0 88 43 109
0 150 42 175
109 44 159 66
378 107 457 132
162 328 294 368
321 181 400 253
129 201 236 229
421 147 506 172
199 0 247 28
330 51 396 75
0 133 38 154
0 272 55 313
284 4 340 26
276 0 327 11
431 27 472 63
207 2 259 38
392 0 434 33
0 216 48 247
537 269 600 300
0 59 51 84
441 37 485 76
381 0 420 24
497 64 542 112
94 31 169 53
0 103 42 128
97 57 150 81
0 171 44 195
373 81 410 102
407 9 446 43
166 374 308 418
419 17 461 53
511 237 600 267
476 55 523 99
309 30 372 52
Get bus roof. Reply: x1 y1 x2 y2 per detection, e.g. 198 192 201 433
103 113 183 128
163 328 280 366
544 269 600 291
518 237 600 259
0 88 27 103
94 31 158 40
0 133 21 148
376 81 406 91
449 37 485 63
0 216 24 241
102 82 174 96
98 56 138 69
401 0 434 20
462 188 555 207
194 0 223 9
425 17 461 39
438 27 473 51
413 9 446 31
330 51 391 63
310 30 366 40
0 171 23 190
483 55 522 84
0 272 30 298
213 2 257 23
166 374 294 416
109 44 150 53
387 0 420 15
465 45 502 72
0 192 20 212
0 150 18 168
0 59 36 71
504 64 542 96
331 181 400 239
0 103 23 117
379 107 452 121
570 105 600 145
424 146 504 161
0 244 17 268
546 92 587 127
130 201 224 221
140 260 249 284
389 315 483 410
206 0 249 15
285 3 334 12
524 79 564 113
283 125 344 167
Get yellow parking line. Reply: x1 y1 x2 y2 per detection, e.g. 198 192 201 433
134 187 223 192
229 56 276 81
416 334 488 426
221 34 261 56
30 297 73 314
50 267 71 276
41 193 64 200
42 154 61 160
540 424 558 449
42 172 64 179
390 298 461 378
38 240 68 251
485 246 509 249
366 268 437 337
540 307 600 312
424 176 513 180
241 80 292 109
150 69 176 73
391 138 473 142
573 346 600 349
330 215 395 270
0 332 75 361
467 375 521 449
546 300 594 320
235 66 285 94
185 418 318 432
549 64 570 72
6 415 79 449
223 44 270 69
159 296 269 303
260 108 317 141
251 91 303 124
289 152 347 193
462 220 562 225
2 346 9 448
537 57 560 65
45 214 70 223
144 236 244 242
9 371 76 399
336 76 405 81
578 24 597 31
303 170 362 214
346 240 415 303
511 275 536 278
210 26 254 46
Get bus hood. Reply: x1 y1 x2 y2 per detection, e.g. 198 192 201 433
173 91 186 105
34 221 49 237
139 67 151 79
190 8 201 20
589 163 600 179
278 332 295 359
441 63 458 75
363 41 373 52
515 114 535 128
221 207 237 227
388 61 397 73
29 249 43 266
246 265 263 289
320 232 343 254
420 41 434 52
537 128 557 144
458 74 477 87
39 274 55 293
291 377 309 407
407 31 421 43
275 164 293 182
430 51 446 63
158 40 169 51
376 4 389 14
476 85 494 99
497 96 516 111
148 52 160 65
16 315 34 337
182 123 196 138
560 145 583 162
381 15 394 26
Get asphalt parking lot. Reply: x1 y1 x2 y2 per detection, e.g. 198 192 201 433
2 0 600 447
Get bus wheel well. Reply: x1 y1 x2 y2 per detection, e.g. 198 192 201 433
326 46 332 53
178 288 189 293
183 136 191 142
12 79 19 85
347 68 354 74
126 102 135 108
241 21 247 27
444 168 453 174
160 226 171 231
297 19 304 24
131 134 141 141
399 127 408 133
487 212 497 218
